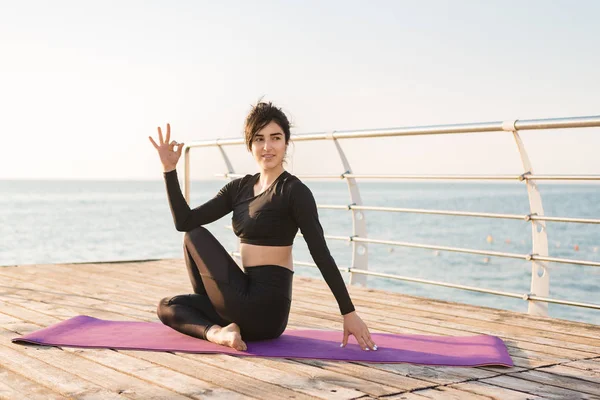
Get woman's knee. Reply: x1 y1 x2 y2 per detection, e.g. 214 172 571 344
183 226 211 246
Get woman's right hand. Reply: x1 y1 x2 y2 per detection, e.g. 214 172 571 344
149 123 185 172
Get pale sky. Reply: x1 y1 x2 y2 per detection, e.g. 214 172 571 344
1 0 599 180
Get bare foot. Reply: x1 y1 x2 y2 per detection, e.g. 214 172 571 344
206 323 247 351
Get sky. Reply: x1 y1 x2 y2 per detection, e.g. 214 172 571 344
1 0 599 180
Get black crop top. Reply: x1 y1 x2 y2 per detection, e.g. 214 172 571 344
163 169 355 315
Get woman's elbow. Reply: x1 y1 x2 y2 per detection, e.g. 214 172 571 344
175 221 191 232
175 220 203 232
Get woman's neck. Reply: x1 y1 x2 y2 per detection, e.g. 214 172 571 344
257 166 285 188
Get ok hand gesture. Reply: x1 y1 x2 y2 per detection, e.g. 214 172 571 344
149 123 185 172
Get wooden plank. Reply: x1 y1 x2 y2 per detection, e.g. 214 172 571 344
0 334 127 399
382 393 429 400
0 300 62 326
538 364 600 385
119 350 319 400
0 267 166 317
507 369 600 396
403 386 502 399
176 353 368 399
564 358 600 372
290 357 439 393
362 362 500 385
246 356 400 398
0 312 21 325
1 287 149 322
1 327 190 400
0 366 68 400
448 381 543 399
480 375 598 399
0 276 153 321
59 347 253 400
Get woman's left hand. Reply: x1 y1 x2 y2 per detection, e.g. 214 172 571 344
341 311 377 351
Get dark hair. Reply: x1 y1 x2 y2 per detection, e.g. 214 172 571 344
244 100 292 151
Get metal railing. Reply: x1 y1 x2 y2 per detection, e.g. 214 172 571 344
182 115 600 316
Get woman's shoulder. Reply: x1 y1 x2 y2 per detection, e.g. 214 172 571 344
281 171 313 198
218 174 254 197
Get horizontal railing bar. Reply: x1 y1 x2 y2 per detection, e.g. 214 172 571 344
351 237 527 259
223 200 599 225
214 172 600 182
526 295 600 310
348 269 600 310
347 269 526 299
356 237 600 267
186 115 600 148
515 115 600 130
528 175 600 180
321 205 600 225
319 205 525 220
214 173 345 179
344 174 520 180
530 215 600 224
532 255 600 267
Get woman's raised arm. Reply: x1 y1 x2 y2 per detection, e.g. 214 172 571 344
150 123 235 231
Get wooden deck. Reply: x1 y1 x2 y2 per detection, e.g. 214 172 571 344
0 259 599 399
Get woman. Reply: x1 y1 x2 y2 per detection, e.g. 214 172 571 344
149 101 377 352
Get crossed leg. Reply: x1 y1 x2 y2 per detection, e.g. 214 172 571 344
157 227 249 350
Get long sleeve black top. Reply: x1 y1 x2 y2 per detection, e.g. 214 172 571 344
163 169 355 315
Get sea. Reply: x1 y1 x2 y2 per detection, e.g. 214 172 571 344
1 178 599 325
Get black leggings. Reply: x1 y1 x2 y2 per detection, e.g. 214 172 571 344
157 226 293 341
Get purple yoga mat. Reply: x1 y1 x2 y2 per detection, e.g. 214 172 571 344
12 315 513 366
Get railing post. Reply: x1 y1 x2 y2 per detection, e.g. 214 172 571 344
183 143 236 203
504 120 550 316
327 133 369 286
217 143 236 179
183 146 191 203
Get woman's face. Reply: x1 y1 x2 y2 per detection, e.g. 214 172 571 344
251 121 287 170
